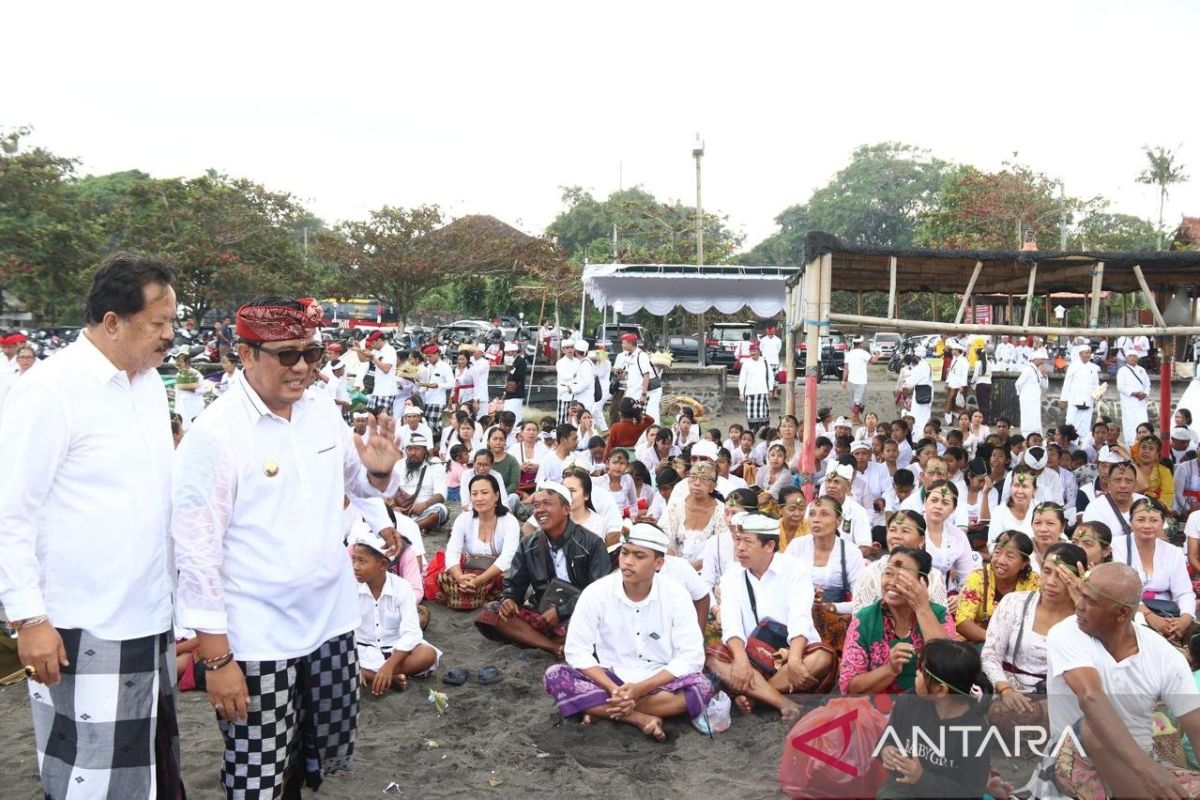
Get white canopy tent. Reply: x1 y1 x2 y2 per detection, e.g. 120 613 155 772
581 263 798 317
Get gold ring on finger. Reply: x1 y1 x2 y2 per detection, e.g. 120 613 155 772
23 665 37 678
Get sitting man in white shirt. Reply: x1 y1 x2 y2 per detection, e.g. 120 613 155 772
705 513 837 726
542 524 716 740
395 401 433 449
350 530 440 696
392 432 449 533
821 461 875 557
1048 562 1200 799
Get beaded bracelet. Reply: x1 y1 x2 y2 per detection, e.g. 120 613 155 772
201 651 235 671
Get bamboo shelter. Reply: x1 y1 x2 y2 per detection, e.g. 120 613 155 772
782 231 1200 489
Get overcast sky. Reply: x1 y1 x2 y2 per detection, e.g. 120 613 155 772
6 0 1199 253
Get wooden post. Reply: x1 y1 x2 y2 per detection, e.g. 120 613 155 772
1132 265 1167 327
1022 263 1038 328
857 291 864 317
888 256 898 319
1160 335 1174 455
784 285 795 417
955 261 984 325
932 291 940 323
1089 262 1105 328
1007 294 1015 325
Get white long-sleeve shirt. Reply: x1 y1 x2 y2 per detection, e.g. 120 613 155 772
565 571 704 683
0 333 174 639
420 359 454 407
946 355 969 389
738 356 776 396
718 555 820 646
1060 359 1101 407
470 355 492 403
570 356 596 405
172 372 401 661
1117 363 1150 400
904 359 932 397
555 356 579 402
356 572 425 655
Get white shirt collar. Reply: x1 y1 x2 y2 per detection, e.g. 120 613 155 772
233 369 308 423
613 573 661 608
77 330 128 386
358 575 398 598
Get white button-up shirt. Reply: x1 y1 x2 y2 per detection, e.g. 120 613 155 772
172 371 400 661
0 333 174 638
356 573 424 654
419 359 454 407
719 554 820 646
565 571 704 683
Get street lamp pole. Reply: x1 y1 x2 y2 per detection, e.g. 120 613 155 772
693 134 706 366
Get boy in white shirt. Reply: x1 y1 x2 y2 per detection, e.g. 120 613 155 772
351 532 440 695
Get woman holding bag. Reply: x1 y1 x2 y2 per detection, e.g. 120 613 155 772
1117 497 1195 643
437 474 520 609
786 496 865 651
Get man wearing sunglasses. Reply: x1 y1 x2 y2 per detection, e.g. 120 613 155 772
173 296 406 797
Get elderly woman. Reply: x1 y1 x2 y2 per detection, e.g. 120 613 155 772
663 461 729 569
15 345 36 375
776 485 807 550
438 474 521 609
1119 497 1196 643
1069 520 1113 568
982 543 1087 732
839 546 955 694
754 443 793 500
1135 434 1175 510
922 480 974 591
954 531 1039 643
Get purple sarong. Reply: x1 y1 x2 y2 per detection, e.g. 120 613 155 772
543 664 716 720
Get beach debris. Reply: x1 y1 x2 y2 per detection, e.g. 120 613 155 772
536 752 551 759
423 739 440 749
427 689 449 714
383 781 403 794
488 777 504 788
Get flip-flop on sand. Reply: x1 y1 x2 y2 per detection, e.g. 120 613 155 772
478 666 503 685
443 667 469 686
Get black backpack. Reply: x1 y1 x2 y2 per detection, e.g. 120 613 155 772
593 374 603 402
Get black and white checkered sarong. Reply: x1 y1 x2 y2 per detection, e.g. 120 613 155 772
557 399 571 424
218 631 358 798
745 392 770 425
424 403 445 441
366 394 395 416
28 628 183 799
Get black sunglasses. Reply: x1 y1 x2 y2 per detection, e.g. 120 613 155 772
249 343 324 367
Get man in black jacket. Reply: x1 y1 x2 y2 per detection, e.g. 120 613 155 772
475 481 611 657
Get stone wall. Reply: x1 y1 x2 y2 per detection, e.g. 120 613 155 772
495 364 729 416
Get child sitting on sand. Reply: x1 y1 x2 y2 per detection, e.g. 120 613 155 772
351 531 441 696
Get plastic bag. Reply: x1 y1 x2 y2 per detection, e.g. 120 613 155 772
692 690 732 735
780 697 887 799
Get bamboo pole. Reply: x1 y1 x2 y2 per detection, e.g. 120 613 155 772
888 256 897 319
825 312 1200 339
955 261 983 324
1022 263 1038 327
1132 264 1167 327
525 289 548 405
784 285 795 417
1089 262 1105 328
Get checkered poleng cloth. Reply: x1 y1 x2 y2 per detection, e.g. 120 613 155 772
424 403 444 442
745 392 770 424
557 399 571 424
28 628 184 799
366 394 395 416
218 631 357 798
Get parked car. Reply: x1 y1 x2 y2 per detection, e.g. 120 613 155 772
592 323 654 353
708 322 758 369
791 330 847 381
665 334 718 363
871 332 901 359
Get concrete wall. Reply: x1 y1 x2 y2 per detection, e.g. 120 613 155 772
495 364 729 416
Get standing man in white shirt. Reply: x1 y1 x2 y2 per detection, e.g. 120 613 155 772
418 343 454 442
356 330 397 418
1117 349 1151 445
1014 348 1049 435
173 297 406 798
569 341 596 418
542 524 714 740
759 325 783 375
469 344 493 419
943 339 969 425
555 339 580 423
738 342 776 433
903 352 934 435
705 514 836 725
841 336 877 426
315 356 352 421
1060 343 1102 437
0 252 185 799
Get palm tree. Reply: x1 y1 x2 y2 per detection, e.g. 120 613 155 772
1136 145 1189 250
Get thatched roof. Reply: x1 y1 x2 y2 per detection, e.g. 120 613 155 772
789 231 1200 294
422 215 565 273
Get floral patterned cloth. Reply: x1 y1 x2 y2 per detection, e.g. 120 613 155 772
837 600 955 694
954 565 1040 629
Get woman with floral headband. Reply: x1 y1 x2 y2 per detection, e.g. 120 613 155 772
987 464 1037 548
1117 497 1195 643
1029 501 1069 572
662 461 728 569
753 443 792 500
954 531 1038 643
981 542 1087 739
921 480 974 592
787 495 866 651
